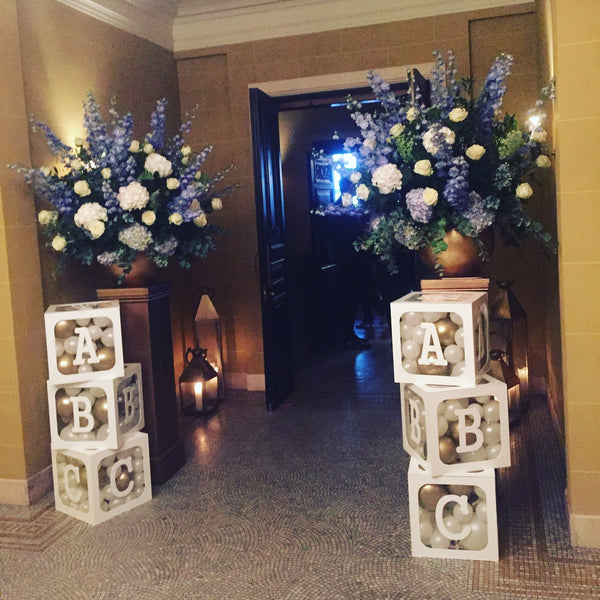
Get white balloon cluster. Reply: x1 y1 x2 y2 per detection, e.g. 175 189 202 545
418 484 489 551
54 317 116 375
405 388 503 465
400 311 465 377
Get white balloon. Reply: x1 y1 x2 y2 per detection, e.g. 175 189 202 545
444 344 464 364
454 327 465 347
96 424 110 440
461 447 488 462
443 398 468 421
63 336 79 355
402 311 423 327
486 443 502 460
402 339 421 360
420 518 434 543
93 316 111 328
55 341 64 357
429 529 451 549
451 361 466 376
87 324 103 341
400 322 413 339
402 359 419 374
100 327 115 347
474 395 491 404
59 425 77 441
89 387 106 398
475 501 488 522
442 515 463 536
78 363 93 374
449 312 463 326
438 414 449 436
460 517 488 550
482 421 502 446
483 399 500 422
411 324 427 345
76 317 90 326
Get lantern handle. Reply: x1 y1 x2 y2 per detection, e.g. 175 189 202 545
186 346 207 365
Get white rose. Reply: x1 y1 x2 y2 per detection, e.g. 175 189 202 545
73 137 85 147
350 172 362 184
143 143 154 154
87 220 105 239
74 202 107 228
194 170 203 180
406 107 418 122
118 181 150 211
536 154 551 168
356 184 369 200
141 210 156 226
166 178 180 190
73 180 91 197
466 144 486 161
181 156 189 166
422 187 439 206
181 145 192 156
211 197 223 211
531 129 547 143
389 123 405 137
51 235 67 252
129 140 140 152
413 159 433 176
449 107 468 122
70 159 83 171
38 210 57 226
193 213 208 228
169 212 183 225
101 167 112 179
516 182 534 199
40 166 51 177
144 153 172 177
371 163 403 195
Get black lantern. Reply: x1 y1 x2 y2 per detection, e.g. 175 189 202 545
489 349 521 424
179 347 219 415
490 281 529 411
194 292 225 400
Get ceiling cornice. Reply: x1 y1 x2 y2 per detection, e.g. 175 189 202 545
173 0 530 53
55 0 531 53
55 0 177 50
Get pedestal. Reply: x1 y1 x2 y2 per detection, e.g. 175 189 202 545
97 283 185 483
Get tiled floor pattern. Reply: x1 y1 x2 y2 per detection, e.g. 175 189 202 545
0 321 598 599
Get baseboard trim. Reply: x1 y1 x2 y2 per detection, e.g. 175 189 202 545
0 464 53 506
226 373 266 392
570 513 600 548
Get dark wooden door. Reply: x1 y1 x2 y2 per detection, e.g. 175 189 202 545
249 87 294 411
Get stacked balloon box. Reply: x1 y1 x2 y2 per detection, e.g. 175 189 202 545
45 301 152 525
390 291 510 561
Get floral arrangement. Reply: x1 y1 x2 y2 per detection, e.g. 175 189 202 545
344 51 556 273
10 92 238 281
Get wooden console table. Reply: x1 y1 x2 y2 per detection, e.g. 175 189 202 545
97 283 185 484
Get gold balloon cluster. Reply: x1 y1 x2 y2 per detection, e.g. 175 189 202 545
54 317 116 376
400 311 465 377
418 483 489 551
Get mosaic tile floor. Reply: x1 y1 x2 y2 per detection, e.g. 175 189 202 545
0 320 598 599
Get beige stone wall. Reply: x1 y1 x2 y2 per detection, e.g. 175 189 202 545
551 0 600 547
0 0 180 504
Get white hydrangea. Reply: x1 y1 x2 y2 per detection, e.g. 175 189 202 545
118 223 153 251
422 125 455 155
144 152 172 177
117 181 150 211
356 183 370 200
74 202 108 228
371 163 403 194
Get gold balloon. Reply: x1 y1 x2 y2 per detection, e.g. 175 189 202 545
92 396 109 423
434 317 459 347
114 468 132 492
419 483 448 511
54 320 76 339
418 362 450 376
95 346 116 371
438 435 458 464
56 389 74 422
57 353 78 375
